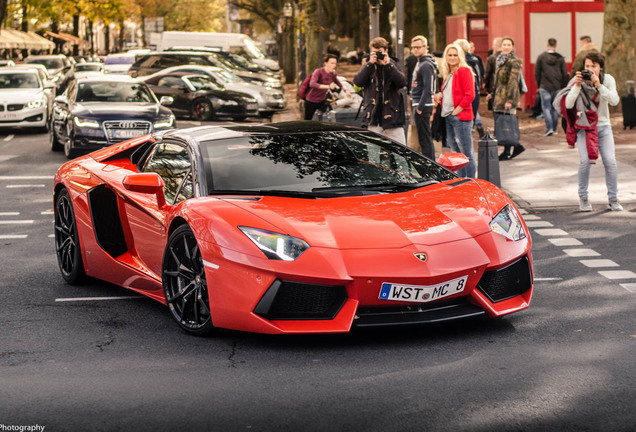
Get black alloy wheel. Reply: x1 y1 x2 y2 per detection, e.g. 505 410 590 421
54 188 86 284
162 225 216 336
63 125 78 159
191 99 213 121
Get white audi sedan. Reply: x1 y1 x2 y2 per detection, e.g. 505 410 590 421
0 69 53 131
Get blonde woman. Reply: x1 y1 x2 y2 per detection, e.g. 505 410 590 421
434 43 476 178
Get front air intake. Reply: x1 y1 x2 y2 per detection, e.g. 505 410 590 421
254 280 347 320
477 256 532 302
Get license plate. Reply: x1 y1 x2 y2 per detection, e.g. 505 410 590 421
0 113 18 120
113 129 145 138
379 276 468 303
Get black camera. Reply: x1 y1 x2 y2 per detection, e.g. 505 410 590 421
375 51 385 61
581 70 593 81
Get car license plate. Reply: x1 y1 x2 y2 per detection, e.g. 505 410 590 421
113 129 145 138
379 276 468 303
0 113 18 120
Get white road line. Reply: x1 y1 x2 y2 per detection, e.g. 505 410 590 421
0 235 28 239
548 238 583 247
48 234 54 238
579 259 619 268
41 210 54 215
0 220 34 224
527 221 554 228
4 134 14 141
620 283 636 293
6 184 46 188
534 278 563 281
563 248 601 257
55 296 145 302
0 176 53 180
598 270 636 280
522 214 541 220
0 212 20 216
535 228 569 236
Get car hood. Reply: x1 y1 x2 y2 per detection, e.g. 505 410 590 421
0 88 44 102
211 181 496 249
73 102 171 119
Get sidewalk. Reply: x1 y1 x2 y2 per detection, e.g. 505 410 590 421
273 81 636 211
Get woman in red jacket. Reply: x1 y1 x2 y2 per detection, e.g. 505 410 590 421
434 43 476 178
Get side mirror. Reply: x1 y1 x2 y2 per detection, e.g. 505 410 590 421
122 173 166 208
159 96 174 106
437 152 469 172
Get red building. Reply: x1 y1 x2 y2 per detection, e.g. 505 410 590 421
446 12 490 64
488 0 605 107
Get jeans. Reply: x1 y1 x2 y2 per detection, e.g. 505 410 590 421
445 114 476 178
368 125 406 145
413 105 435 160
577 125 618 200
539 88 559 132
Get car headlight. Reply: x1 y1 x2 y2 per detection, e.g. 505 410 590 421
27 100 44 109
489 204 526 241
239 226 310 261
74 117 100 128
154 115 175 129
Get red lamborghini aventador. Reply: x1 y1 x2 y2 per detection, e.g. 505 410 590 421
54 121 533 335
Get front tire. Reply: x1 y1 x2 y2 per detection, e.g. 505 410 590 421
50 127 62 152
64 134 78 159
191 99 213 121
54 188 86 284
162 225 216 336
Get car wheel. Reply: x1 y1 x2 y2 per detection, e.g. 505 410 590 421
162 225 216 336
50 127 63 152
232 115 247 122
54 188 86 285
64 135 78 159
191 99 213 121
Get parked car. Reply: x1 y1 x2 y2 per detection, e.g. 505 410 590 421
0 68 54 131
144 65 285 117
103 53 136 74
164 47 282 89
2 65 56 117
53 121 533 336
66 62 105 82
142 72 258 121
49 75 175 159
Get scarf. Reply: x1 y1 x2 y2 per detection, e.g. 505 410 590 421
496 50 516 68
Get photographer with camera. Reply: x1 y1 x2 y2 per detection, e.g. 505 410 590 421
353 37 408 144
559 52 622 211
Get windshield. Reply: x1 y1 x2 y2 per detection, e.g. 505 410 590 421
0 73 40 89
75 64 103 72
76 81 155 103
201 131 455 196
242 38 265 59
105 55 134 65
211 70 242 84
184 75 221 91
26 58 64 70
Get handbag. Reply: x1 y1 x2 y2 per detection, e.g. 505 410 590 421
494 111 520 146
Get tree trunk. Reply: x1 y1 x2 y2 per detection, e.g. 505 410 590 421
602 0 636 97
431 0 452 51
407 0 429 42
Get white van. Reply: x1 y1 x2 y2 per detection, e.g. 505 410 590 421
159 32 280 72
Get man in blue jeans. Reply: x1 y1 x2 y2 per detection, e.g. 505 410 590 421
534 38 569 136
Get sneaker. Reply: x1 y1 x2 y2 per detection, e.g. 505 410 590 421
551 129 558 136
579 197 592 212
608 199 623 211
511 145 526 159
543 130 553 137
499 152 511 161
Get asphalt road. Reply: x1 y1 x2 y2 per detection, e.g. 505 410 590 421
1 127 635 432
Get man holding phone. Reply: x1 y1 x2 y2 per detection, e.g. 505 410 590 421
353 37 408 144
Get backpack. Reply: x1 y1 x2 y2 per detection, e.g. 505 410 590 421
298 72 314 100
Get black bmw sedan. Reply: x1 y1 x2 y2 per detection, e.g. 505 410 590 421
50 75 176 159
141 72 258 122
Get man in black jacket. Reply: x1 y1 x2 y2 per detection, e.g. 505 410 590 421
410 35 437 160
354 37 408 145
535 38 569 136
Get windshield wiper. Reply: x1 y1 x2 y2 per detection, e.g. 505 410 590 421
209 189 333 199
312 180 438 193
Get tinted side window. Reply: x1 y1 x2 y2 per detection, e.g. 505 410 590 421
187 56 208 65
142 143 194 204
158 77 186 89
158 55 186 68
137 55 161 68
